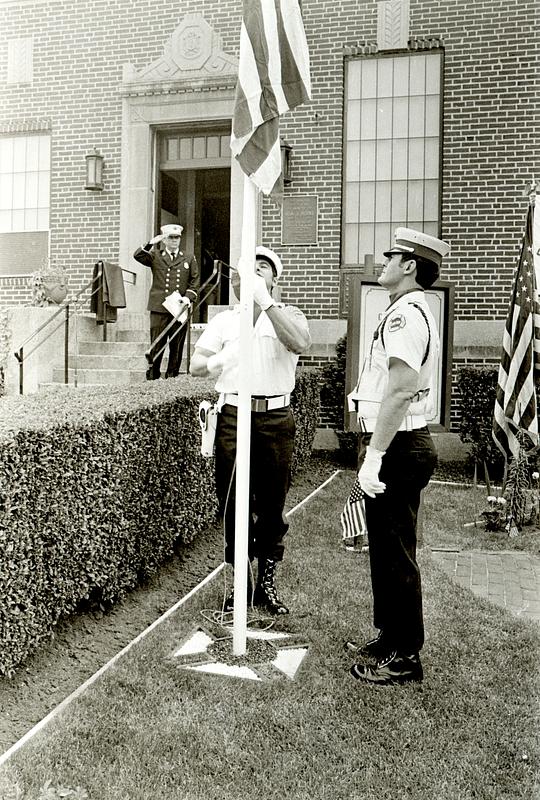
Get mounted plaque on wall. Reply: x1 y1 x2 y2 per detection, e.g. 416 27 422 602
281 194 318 245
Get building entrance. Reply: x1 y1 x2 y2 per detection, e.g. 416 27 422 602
157 128 231 322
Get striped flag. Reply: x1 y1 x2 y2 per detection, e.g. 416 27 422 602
231 0 311 201
492 202 540 461
340 478 368 542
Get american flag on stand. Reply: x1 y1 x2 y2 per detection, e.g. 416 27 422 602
340 478 368 542
492 202 540 461
230 0 311 202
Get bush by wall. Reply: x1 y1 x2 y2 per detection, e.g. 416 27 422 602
319 335 358 465
457 366 505 476
0 370 319 676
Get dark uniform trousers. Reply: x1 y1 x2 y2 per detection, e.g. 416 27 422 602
215 404 295 566
148 311 187 379
359 428 438 654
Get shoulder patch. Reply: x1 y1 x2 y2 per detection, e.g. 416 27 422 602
387 314 406 332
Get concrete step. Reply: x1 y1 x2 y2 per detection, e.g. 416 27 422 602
51 367 148 385
68 354 149 371
77 340 148 356
116 329 149 343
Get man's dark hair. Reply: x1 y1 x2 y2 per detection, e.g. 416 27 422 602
409 255 439 289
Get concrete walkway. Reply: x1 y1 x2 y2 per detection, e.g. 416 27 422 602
430 549 540 624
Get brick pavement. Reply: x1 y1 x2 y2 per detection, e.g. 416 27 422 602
430 549 540 624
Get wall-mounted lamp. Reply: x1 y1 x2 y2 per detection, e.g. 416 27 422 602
85 149 104 191
280 138 293 185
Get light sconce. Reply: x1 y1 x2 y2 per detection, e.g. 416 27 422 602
85 149 104 191
280 138 293 185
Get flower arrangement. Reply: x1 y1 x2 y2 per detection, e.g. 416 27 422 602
480 494 508 532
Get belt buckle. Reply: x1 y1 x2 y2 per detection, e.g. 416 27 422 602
252 397 267 412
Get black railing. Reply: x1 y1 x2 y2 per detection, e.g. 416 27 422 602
144 259 231 374
14 264 137 395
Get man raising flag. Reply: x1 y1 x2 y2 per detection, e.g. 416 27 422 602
192 1 312 656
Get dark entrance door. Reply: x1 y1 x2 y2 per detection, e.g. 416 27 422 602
157 128 231 322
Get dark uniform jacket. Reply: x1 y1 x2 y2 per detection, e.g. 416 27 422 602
133 245 199 313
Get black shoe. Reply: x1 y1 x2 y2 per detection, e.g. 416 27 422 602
350 651 423 685
344 630 388 661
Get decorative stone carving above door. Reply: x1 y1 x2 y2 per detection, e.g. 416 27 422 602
122 13 238 91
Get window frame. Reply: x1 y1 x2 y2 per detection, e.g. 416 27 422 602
341 49 444 270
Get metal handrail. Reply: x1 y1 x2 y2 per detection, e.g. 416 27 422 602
145 258 233 374
14 271 103 395
14 264 137 394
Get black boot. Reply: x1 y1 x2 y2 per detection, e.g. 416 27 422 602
254 558 289 615
223 567 254 613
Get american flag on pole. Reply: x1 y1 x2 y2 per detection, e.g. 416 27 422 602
340 478 368 542
231 0 311 202
492 202 540 461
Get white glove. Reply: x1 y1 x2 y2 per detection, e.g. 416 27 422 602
357 445 386 498
149 234 165 245
180 295 191 307
206 340 239 376
253 274 275 311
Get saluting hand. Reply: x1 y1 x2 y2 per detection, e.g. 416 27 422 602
149 234 166 245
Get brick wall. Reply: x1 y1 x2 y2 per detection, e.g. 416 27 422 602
0 0 538 433
1 0 537 317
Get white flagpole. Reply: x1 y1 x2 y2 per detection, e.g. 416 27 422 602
232 173 258 656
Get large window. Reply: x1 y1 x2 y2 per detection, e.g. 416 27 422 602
0 133 50 276
0 134 50 233
343 51 443 265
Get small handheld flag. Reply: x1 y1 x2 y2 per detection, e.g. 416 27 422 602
340 478 368 542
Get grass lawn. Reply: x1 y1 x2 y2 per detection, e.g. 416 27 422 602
1 470 539 800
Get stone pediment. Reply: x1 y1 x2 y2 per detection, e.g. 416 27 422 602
122 13 238 93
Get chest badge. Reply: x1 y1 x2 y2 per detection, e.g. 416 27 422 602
387 314 406 332
183 261 189 270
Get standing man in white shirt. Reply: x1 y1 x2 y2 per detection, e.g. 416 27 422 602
346 228 450 685
190 246 311 615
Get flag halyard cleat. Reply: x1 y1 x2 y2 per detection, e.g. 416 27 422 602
350 651 423 685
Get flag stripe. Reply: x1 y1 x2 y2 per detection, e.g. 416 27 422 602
492 203 539 461
231 0 311 201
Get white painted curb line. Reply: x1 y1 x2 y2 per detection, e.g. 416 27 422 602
0 468 343 766
0 564 224 767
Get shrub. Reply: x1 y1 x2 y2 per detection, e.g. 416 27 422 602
0 370 318 676
457 366 505 477
320 334 358 466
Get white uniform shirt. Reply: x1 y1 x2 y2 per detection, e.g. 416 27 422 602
348 289 440 423
196 304 311 396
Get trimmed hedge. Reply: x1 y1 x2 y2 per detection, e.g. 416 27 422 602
0 370 319 676
457 366 505 473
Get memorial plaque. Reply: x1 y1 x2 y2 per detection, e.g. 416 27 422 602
281 194 318 245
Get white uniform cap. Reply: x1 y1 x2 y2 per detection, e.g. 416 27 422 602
383 227 450 268
161 224 183 236
256 245 283 279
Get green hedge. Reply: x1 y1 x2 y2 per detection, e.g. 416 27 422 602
0 370 319 676
319 334 358 466
457 366 505 473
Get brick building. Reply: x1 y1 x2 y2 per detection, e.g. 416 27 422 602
0 0 538 431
